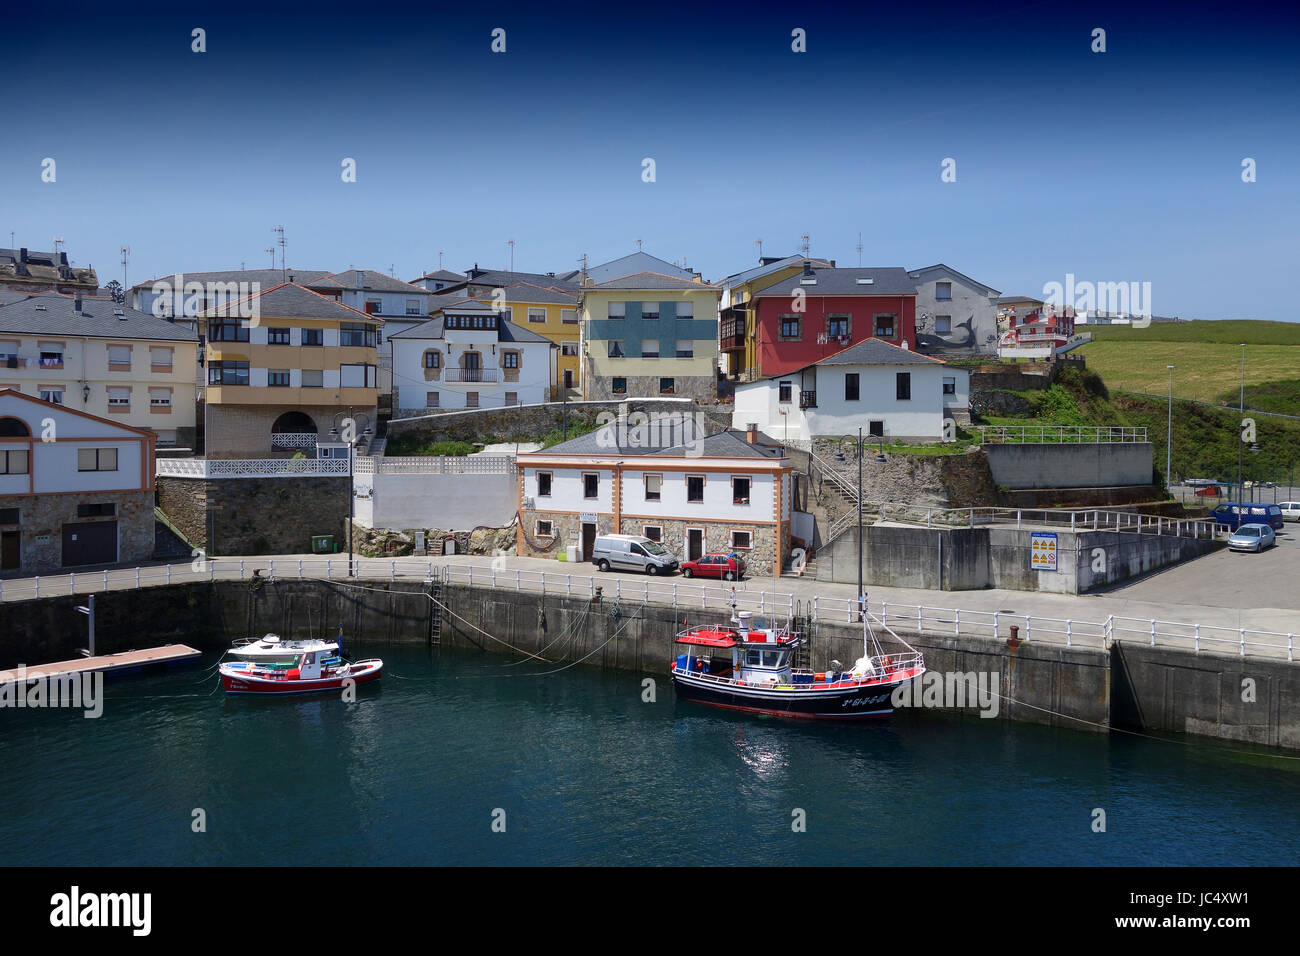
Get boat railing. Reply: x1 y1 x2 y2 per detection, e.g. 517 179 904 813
673 651 923 689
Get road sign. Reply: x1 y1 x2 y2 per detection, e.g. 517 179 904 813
1030 531 1058 572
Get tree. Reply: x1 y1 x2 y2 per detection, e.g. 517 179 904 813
104 280 125 305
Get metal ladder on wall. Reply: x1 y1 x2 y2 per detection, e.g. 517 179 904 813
791 599 815 671
427 569 443 644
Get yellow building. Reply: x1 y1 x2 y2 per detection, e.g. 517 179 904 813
198 282 380 455
719 255 834 381
493 281 580 395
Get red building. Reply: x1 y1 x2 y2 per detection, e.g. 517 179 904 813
1000 305 1075 349
751 265 918 378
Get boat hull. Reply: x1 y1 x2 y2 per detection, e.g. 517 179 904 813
219 661 382 696
671 670 920 720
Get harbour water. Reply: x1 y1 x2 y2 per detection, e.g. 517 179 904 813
2 643 1298 866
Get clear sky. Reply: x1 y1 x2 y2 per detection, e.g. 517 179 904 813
3 0 1297 319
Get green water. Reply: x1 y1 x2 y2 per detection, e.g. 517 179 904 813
1 644 1297 866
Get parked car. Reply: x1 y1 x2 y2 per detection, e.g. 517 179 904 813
1279 502 1300 523
1227 523 1276 552
681 552 746 581
1210 502 1285 531
591 534 678 575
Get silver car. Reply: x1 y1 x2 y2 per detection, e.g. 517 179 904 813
1227 523 1276 552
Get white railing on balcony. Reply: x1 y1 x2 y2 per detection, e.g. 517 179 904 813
974 425 1146 444
352 455 514 475
156 458 351 478
270 432 319 448
443 368 499 383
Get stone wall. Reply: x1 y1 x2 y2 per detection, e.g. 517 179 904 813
584 375 717 403
1 490 155 575
811 441 999 509
156 475 350 556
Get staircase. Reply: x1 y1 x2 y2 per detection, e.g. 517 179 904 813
780 554 818 580
809 452 864 546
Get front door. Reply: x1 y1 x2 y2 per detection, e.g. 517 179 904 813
0 531 18 571
581 523 596 562
463 351 481 381
62 521 118 567
687 528 704 562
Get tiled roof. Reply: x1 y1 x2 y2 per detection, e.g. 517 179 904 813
462 269 580 291
410 269 466 283
0 292 199 341
307 270 432 295
908 263 1000 297
131 268 331 292
815 337 946 366
583 252 698 284
723 255 834 287
533 425 786 459
195 282 377 322
492 281 578 306
589 271 718 291
752 267 916 298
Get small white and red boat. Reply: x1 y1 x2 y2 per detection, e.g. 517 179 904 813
219 646 382 696
671 604 923 720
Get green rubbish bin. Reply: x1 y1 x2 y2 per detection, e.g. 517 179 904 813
311 535 335 555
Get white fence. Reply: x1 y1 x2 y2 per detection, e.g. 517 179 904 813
156 458 351 478
0 557 1294 661
973 425 1146 444
353 455 514 475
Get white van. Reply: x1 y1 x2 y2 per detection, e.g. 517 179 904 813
591 534 679 575
1279 502 1300 523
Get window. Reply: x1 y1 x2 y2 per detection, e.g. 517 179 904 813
537 472 552 497
779 316 801 341
424 351 441 369
896 372 911 400
268 327 291 345
677 301 693 319
936 282 952 301
561 309 578 325
425 392 440 408
502 307 514 325
0 449 28 475
534 519 554 537
732 477 751 505
340 323 377 347
40 350 64 368
641 339 659 359
209 361 250 386
943 376 956 395
869 420 884 437
340 364 378 388
583 473 599 498
642 302 660 320
208 318 249 342
644 474 662 501
659 378 675 395
875 314 896 337
607 340 625 358
643 525 662 542
149 388 172 407
107 387 131 408
608 301 626 320
561 342 578 356
528 308 546 324
466 392 480 408
365 299 381 315
612 377 627 395
845 373 860 401
77 448 118 472
503 352 519 368
687 475 704 502
505 391 518 406
302 369 323 388
0 507 18 523
150 347 173 369
827 315 850 338
675 340 693 358
730 530 752 550
77 503 116 518
935 316 952 334
406 299 421 316
302 328 323 347
108 345 131 367
40 388 64 405
778 381 792 403
268 370 291 387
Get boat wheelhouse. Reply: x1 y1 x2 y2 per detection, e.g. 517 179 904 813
219 647 382 696
228 634 340 664
671 607 923 720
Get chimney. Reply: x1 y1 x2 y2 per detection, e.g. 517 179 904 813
356 270 364 289
288 273 295 283
19 248 28 264
746 423 758 444
802 260 813 277
74 294 83 314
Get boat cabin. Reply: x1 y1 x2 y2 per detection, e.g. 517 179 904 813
673 611 806 685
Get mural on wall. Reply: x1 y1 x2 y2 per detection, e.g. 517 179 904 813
914 311 997 353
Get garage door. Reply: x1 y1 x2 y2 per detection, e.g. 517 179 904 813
62 521 118 567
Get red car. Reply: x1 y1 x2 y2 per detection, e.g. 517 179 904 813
681 552 746 581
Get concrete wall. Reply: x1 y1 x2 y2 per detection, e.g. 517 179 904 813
983 442 1154 489
361 473 517 530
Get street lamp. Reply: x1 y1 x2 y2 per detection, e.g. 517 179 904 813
329 409 373 577
1237 343 1246 500
839 430 887 616
1166 365 1175 495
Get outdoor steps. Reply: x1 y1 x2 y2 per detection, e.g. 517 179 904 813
781 557 818 580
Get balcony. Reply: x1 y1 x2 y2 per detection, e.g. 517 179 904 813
444 368 499 383
799 390 817 409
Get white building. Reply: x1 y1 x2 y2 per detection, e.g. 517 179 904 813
388 301 556 415
0 291 200 447
732 337 968 442
0 389 157 573
515 423 794 576
908 263 1000 357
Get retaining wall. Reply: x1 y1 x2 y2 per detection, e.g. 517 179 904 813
983 442 1154 489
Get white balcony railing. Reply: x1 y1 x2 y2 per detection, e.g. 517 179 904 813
156 458 350 478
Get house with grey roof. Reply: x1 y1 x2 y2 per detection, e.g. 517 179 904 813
515 421 794 575
731 336 968 442
388 301 556 416
0 247 98 295
908 263 1001 357
409 269 467 293
130 268 333 333
0 292 200 446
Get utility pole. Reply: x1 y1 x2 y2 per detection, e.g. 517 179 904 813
857 426 863 613
1166 365 1175 494
1238 343 1246 499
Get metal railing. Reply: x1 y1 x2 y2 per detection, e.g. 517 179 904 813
443 368 499 383
974 425 1146 444
0 556 1292 661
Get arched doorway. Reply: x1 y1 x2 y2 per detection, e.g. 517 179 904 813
270 410 317 450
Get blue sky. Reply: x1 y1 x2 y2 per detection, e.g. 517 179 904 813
3 0 1297 318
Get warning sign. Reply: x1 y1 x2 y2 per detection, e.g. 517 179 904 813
1030 532 1058 572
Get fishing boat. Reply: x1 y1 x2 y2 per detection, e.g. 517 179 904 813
228 634 339 664
219 646 382 696
670 603 924 720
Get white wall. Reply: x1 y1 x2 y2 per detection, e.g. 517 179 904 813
525 466 614 513
621 467 777 521
392 333 552 414
365 473 516 529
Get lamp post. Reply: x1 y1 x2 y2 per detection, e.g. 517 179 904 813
330 409 373 577
1166 365 1175 495
838 430 887 618
1237 343 1246 500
